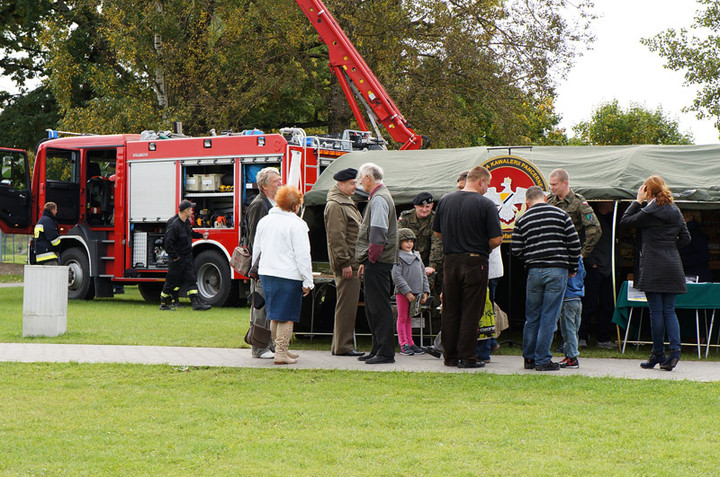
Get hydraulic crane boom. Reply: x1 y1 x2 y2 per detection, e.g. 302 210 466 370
295 0 425 150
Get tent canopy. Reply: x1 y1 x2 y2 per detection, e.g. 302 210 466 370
304 144 720 206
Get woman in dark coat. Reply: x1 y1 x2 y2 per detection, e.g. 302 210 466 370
620 175 691 371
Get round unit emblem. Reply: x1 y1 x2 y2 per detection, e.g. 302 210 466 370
482 155 547 241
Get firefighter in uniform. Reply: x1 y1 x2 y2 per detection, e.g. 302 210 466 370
398 192 444 297
34 202 61 265
160 200 211 311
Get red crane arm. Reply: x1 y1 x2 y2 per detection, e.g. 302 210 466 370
295 0 424 150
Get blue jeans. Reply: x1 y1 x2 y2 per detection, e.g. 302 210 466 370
522 268 568 366
558 298 582 358
645 292 681 355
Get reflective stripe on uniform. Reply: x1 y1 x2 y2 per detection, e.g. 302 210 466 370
51 237 61 246
34 224 44 238
36 251 58 262
187 289 198 295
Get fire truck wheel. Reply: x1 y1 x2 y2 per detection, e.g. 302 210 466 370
60 247 95 300
194 250 231 307
138 282 163 303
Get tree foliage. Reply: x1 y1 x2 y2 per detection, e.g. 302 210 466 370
643 0 720 137
0 86 59 151
1 0 596 149
572 100 694 145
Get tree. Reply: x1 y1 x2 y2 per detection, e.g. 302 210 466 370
0 86 59 152
572 100 693 145
642 0 720 136
4 0 597 148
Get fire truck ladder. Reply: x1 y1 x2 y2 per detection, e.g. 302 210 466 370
295 0 425 150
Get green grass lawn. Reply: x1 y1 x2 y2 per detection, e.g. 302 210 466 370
1 285 717 361
1 362 719 475
3 285 720 474
0 286 249 348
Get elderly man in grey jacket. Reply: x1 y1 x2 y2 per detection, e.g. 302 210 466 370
355 162 399 364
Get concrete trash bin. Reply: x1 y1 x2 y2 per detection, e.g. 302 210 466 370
23 264 69 337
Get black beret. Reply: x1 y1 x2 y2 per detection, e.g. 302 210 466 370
333 168 358 182
412 192 433 206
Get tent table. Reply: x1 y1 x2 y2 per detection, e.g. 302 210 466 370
612 281 720 358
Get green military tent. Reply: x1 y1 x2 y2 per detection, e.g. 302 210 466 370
305 144 720 206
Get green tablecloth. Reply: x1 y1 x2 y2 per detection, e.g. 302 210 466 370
612 281 720 329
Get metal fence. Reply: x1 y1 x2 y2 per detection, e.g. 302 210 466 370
0 231 30 264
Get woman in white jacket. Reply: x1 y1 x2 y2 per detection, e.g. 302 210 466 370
252 186 314 364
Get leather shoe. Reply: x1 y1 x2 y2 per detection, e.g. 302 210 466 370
365 355 395 364
423 346 442 358
333 350 365 357
357 354 375 362
458 360 485 368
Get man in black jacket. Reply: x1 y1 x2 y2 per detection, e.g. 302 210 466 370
160 200 211 311
34 202 61 264
245 167 282 358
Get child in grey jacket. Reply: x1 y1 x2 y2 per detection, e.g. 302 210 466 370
392 228 430 356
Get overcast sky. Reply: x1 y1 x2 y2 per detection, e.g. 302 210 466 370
556 0 719 144
2 1 718 144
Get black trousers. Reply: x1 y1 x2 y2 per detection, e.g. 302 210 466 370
442 253 489 362
363 260 395 358
162 256 198 295
580 266 616 342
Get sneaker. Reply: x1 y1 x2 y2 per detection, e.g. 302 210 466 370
535 361 561 371
596 341 616 350
524 357 535 369
409 344 425 355
400 344 415 356
578 339 588 348
559 357 579 369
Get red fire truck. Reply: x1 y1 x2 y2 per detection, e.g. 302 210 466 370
0 0 424 306
0 128 377 306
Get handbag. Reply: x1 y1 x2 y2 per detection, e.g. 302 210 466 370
244 323 272 348
230 245 252 275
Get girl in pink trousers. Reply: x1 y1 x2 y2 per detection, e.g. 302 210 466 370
392 228 430 355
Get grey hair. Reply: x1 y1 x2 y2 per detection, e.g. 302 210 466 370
357 162 384 181
525 186 545 201
256 167 280 188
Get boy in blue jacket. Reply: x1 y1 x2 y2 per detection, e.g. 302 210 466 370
558 257 586 368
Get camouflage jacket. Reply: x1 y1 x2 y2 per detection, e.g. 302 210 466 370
547 189 601 261
398 209 443 270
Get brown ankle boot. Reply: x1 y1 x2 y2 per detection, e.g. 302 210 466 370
274 322 297 365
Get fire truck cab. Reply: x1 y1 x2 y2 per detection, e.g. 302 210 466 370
0 127 376 306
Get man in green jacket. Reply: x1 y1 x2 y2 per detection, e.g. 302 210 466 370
324 168 364 357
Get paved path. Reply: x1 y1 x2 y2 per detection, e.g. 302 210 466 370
0 282 23 288
1 343 718 382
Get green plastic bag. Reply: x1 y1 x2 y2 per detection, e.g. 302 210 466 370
477 289 495 340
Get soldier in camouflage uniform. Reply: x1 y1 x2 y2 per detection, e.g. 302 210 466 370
547 168 602 263
548 168 602 351
398 192 444 295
